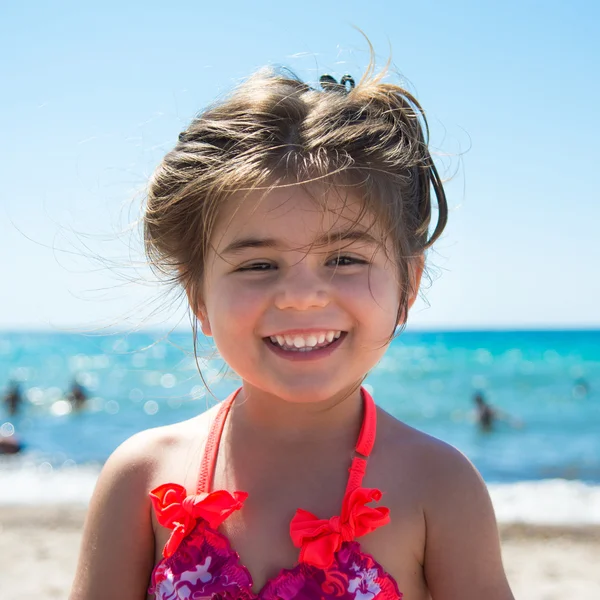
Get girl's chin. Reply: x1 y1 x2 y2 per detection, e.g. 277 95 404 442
242 378 363 405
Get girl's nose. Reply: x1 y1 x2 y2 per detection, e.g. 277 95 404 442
273 265 330 311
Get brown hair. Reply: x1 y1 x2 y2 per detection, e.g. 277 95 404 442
144 54 448 337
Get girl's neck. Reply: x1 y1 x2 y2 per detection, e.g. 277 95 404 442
229 382 365 446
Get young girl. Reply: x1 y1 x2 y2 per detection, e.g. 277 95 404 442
70 59 514 600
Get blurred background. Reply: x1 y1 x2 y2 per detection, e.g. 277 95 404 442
1 0 599 525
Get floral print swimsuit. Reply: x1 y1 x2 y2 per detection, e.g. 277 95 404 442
148 388 403 600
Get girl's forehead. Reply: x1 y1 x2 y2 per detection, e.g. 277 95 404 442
212 187 379 249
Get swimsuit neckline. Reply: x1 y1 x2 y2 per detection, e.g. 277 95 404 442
197 386 378 500
149 386 398 599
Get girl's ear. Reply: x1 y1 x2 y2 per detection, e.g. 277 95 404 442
194 305 213 337
408 257 424 309
199 316 213 337
406 255 425 311
185 286 213 337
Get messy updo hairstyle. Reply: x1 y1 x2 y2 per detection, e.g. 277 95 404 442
144 52 448 340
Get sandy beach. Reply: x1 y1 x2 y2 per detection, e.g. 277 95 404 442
1 506 599 599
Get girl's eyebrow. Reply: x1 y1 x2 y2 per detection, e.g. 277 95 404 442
220 229 381 256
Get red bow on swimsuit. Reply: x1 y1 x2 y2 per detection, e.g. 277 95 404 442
290 486 390 569
150 483 248 558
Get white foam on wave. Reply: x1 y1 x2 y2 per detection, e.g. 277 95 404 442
1 463 599 526
0 463 100 506
489 479 600 525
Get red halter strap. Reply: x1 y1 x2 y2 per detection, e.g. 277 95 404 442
196 390 240 494
197 387 377 496
344 387 377 496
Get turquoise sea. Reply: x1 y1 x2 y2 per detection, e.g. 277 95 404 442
1 329 599 522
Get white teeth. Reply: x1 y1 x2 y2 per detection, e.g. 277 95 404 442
269 330 343 351
305 335 318 347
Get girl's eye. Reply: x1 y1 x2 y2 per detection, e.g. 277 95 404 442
327 255 368 267
237 262 275 272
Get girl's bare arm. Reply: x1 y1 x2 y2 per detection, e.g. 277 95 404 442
69 432 157 600
422 444 515 600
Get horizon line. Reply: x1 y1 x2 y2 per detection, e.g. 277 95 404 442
1 325 599 335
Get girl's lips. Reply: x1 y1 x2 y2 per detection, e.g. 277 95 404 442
264 331 347 362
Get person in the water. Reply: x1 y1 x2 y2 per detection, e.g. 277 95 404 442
572 378 590 399
2 381 23 417
0 435 23 455
473 391 522 432
67 380 88 411
473 392 496 432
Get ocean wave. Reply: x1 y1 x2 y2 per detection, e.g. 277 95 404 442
489 479 600 525
1 462 599 526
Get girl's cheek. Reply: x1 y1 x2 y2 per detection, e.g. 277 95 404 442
340 270 397 304
215 282 265 319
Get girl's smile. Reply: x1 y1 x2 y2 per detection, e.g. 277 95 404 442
265 329 346 361
194 186 415 404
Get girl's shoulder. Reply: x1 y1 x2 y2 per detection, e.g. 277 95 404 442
105 400 223 492
374 407 512 597
71 403 223 599
376 405 466 461
374 410 513 600
374 406 487 505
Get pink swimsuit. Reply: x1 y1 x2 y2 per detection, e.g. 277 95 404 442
148 388 403 600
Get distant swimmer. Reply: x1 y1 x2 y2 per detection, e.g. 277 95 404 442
0 435 23 455
572 378 590 399
3 381 23 417
473 391 522 433
473 392 495 432
67 381 88 411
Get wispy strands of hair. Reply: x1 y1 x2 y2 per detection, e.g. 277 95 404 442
144 49 448 337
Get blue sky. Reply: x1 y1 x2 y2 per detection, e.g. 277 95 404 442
1 0 599 330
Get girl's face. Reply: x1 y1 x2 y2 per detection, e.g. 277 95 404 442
195 187 422 404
